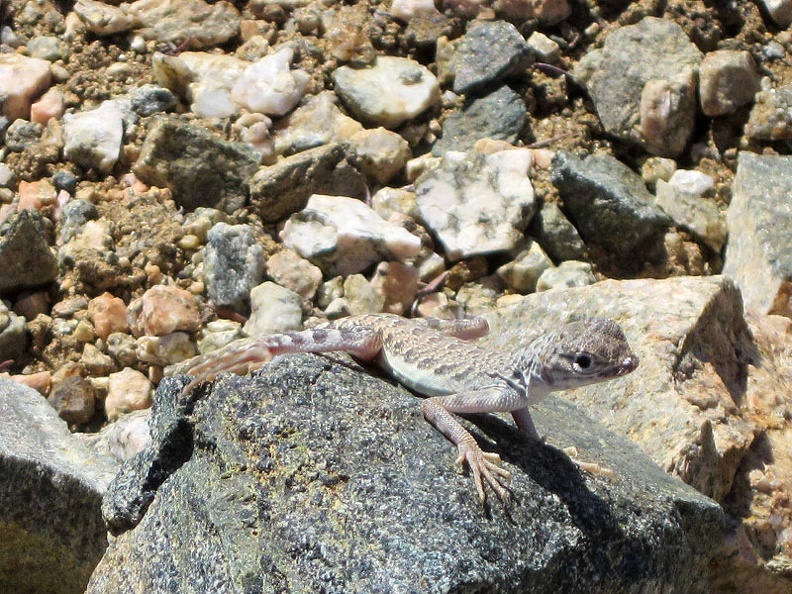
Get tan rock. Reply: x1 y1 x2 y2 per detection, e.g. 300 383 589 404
88 292 129 341
128 285 202 337
106 367 153 421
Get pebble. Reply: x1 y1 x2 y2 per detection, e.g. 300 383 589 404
128 84 177 117
744 85 792 141
0 209 59 293
126 0 241 50
243 281 303 336
105 367 154 421
391 0 443 22
370 187 420 221
723 152 792 316
197 319 245 354
74 0 133 35
26 36 65 62
574 17 702 157
527 31 561 64
496 241 552 294
133 119 261 213
333 56 440 128
641 157 677 187
265 248 323 299
127 285 202 337
59 199 98 244
0 301 27 361
655 180 726 252
414 148 536 260
203 223 266 311
432 84 526 156
30 87 65 124
535 261 597 291
280 194 422 276
551 152 671 266
341 274 385 315
370 261 419 315
18 178 57 210
4 119 43 152
136 332 197 365
349 128 412 184
452 20 531 95
80 343 116 376
758 0 792 27
106 332 138 367
79 409 151 462
63 100 125 173
230 46 309 116
698 50 760 117
12 291 50 321
0 53 51 120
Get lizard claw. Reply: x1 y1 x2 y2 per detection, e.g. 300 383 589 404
562 446 617 479
181 340 273 394
455 443 512 503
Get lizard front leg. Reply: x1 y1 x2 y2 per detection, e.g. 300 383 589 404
421 386 527 502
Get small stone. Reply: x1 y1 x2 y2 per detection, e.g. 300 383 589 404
265 249 323 299
414 149 535 261
528 202 586 263
655 180 726 252
17 179 56 210
128 84 177 117
59 199 98 244
370 187 420 221
745 85 792 141
230 46 309 116
63 100 125 173
527 31 561 64
126 0 241 50
333 56 440 129
127 285 202 337
106 332 138 367
536 261 597 291
80 342 116 376
391 0 443 22
136 332 197 365
496 241 552 294
74 0 133 35
0 53 52 120
79 409 151 462
106 367 154 421
12 291 50 321
0 209 58 293
668 170 715 196
197 319 245 354
280 194 422 276
452 20 531 95
342 274 385 315
30 87 65 124
370 261 419 315
349 128 411 185
203 223 265 311
641 157 677 187
758 0 792 27
322 4 375 65
5 370 52 394
698 50 760 117
0 301 27 361
243 281 303 336
27 36 65 62
4 119 43 152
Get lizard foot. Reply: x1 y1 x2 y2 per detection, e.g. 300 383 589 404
562 446 617 479
181 340 273 395
456 443 512 503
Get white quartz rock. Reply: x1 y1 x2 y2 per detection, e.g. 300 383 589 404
281 194 422 276
231 46 309 116
63 100 124 173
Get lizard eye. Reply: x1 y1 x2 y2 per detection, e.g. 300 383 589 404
573 352 594 371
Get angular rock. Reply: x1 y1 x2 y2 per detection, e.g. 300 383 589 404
0 53 51 120
333 56 440 128
452 20 532 95
348 127 411 184
698 50 760 117
551 152 671 266
63 100 125 173
280 194 421 276
744 85 792 141
88 357 722 593
432 84 526 156
655 179 726 252
127 284 202 337
203 223 265 311
126 0 241 49
496 240 552 294
133 119 261 214
264 248 323 300
230 46 309 116
243 281 303 337
0 301 26 362
535 260 596 291
0 209 58 293
529 201 587 263
74 0 133 36
723 152 792 316
574 17 702 157
0 380 118 594
106 367 154 422
248 143 367 223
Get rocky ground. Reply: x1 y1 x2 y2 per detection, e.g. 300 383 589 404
1 0 791 592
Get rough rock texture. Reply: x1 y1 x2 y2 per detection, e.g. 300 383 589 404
0 380 118 594
133 119 261 214
89 357 722 593
0 209 58 293
723 152 792 316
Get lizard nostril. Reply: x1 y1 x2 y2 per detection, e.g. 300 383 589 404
623 354 639 372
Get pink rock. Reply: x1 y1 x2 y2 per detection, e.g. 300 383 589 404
106 368 153 421
18 179 58 212
370 261 419 315
88 292 129 341
30 87 65 124
4 371 52 395
128 285 202 337
0 54 51 120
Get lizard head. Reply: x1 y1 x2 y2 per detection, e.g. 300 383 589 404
512 317 639 392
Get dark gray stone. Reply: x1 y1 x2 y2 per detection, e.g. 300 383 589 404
452 20 532 95
551 152 670 266
4 119 43 152
248 143 367 223
0 379 118 594
128 84 177 117
0 302 26 361
0 209 58 293
202 223 265 312
529 201 588 263
90 354 722 593
432 85 526 156
133 118 261 214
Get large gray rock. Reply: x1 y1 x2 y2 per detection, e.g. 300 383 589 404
0 209 58 293
89 355 722 593
723 152 792 316
0 380 119 594
574 17 702 157
133 118 261 214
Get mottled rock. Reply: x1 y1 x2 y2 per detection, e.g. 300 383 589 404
655 178 726 252
59 199 98 244
415 149 535 260
127 84 177 117
574 18 702 157
744 85 792 141
698 50 760 117
349 127 411 184
0 379 117 594
230 46 308 116
63 100 124 173
74 0 133 36
79 409 151 463
432 85 526 156
243 281 303 337
203 223 265 311
105 368 153 421
0 53 51 120
0 302 26 362
321 3 376 64
370 261 419 315
265 248 323 299
281 194 421 276
0 209 58 293
196 319 245 354
452 20 531 95
5 119 43 152
551 152 671 266
133 119 261 214
127 285 201 337
333 56 440 128
49 376 96 427
723 152 792 316
126 0 241 49
89 357 721 593
248 143 367 223
535 260 596 291
136 332 197 365
496 241 552 293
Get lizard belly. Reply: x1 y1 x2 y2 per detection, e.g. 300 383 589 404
377 351 464 397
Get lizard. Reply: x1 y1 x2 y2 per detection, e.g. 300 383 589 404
181 313 639 503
